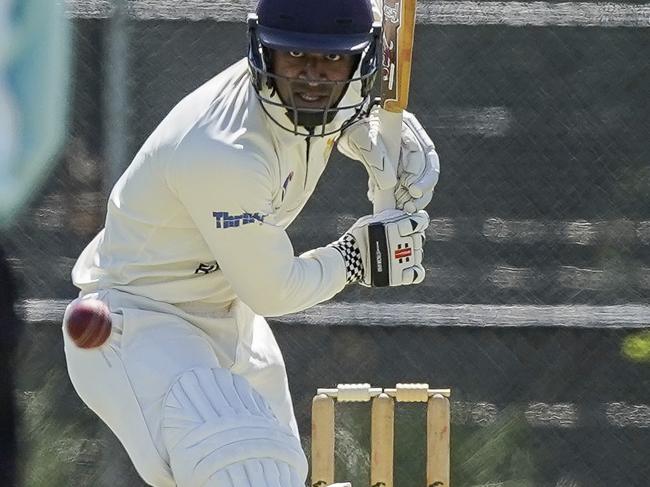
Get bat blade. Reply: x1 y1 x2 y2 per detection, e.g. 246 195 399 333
381 0 417 113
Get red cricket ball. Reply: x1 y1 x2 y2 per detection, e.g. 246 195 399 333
65 298 112 349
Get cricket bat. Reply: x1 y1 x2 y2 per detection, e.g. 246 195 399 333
373 0 417 213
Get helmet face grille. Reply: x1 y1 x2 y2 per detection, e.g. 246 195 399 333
247 55 379 137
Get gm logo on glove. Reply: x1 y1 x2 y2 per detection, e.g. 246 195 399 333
394 243 412 263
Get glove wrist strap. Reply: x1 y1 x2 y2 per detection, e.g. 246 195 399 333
329 234 364 284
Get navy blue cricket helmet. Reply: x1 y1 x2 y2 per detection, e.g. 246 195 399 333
248 0 380 136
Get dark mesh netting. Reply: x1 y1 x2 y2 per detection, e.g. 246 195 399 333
6 2 650 486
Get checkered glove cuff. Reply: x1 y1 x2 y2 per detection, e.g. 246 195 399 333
329 233 364 284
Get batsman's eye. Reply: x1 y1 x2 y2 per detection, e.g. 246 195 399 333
289 51 305 58
325 54 342 62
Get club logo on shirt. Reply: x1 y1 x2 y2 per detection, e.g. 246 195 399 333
194 261 219 274
212 211 265 229
281 171 294 202
324 138 335 160
394 243 412 263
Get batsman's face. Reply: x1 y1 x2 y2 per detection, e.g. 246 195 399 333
270 50 356 110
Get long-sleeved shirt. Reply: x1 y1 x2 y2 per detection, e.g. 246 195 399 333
73 59 350 317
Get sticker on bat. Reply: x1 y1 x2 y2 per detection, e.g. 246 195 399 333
383 1 400 23
382 33 396 88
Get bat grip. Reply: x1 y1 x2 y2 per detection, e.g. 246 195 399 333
373 189 397 214
373 109 403 213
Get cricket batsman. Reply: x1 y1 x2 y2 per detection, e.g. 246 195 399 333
63 0 439 485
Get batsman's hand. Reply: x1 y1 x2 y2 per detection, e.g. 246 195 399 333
329 209 429 287
337 109 440 213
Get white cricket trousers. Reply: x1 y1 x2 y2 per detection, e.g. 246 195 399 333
62 289 302 487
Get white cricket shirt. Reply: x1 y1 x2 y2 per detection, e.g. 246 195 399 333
73 59 352 317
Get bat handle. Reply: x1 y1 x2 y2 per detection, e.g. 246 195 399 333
373 108 403 214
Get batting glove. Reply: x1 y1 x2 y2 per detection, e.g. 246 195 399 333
337 109 440 213
329 209 429 287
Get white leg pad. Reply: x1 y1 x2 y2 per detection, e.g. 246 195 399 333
209 458 304 486
162 368 307 487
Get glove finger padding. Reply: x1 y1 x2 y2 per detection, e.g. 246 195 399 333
399 130 428 192
400 112 440 199
400 148 439 199
329 210 429 287
402 263 426 285
401 189 434 214
393 210 429 236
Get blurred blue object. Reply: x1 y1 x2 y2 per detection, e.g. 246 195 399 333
0 0 70 228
